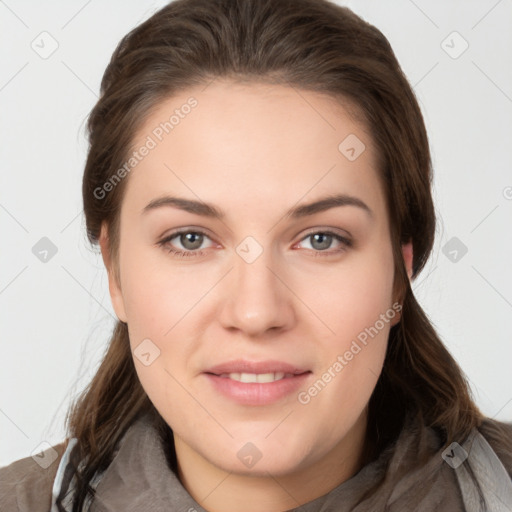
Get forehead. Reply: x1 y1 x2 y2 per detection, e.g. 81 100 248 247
121 79 385 221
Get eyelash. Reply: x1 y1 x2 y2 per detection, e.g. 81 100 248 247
157 229 352 258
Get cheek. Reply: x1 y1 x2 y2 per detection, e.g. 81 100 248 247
118 243 219 404
119 242 215 338
296 243 395 399
298 244 395 343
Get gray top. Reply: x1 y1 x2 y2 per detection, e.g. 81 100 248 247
1 412 511 511
41 412 512 512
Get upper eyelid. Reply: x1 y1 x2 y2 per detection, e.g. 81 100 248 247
159 227 215 242
294 231 352 250
298 226 352 239
159 229 216 248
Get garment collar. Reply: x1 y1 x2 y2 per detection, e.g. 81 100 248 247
52 412 512 511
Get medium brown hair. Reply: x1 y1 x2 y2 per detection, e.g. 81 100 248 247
66 0 509 509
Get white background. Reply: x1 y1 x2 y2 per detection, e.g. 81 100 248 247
1 0 511 466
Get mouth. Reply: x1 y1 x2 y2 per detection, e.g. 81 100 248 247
205 359 310 376
213 371 302 383
203 360 312 405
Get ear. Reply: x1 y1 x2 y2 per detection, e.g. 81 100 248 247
401 240 414 280
390 240 413 327
99 223 128 323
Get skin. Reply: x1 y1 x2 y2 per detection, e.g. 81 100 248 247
100 79 413 512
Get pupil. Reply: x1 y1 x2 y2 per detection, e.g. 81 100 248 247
312 233 331 250
181 232 203 250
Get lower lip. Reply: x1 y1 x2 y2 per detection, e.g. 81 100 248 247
203 373 311 405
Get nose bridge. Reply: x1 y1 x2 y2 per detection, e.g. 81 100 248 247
219 239 294 335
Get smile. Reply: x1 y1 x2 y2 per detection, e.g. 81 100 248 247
204 371 311 405
218 372 292 383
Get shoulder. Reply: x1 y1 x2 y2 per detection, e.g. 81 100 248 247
476 416 512 477
0 441 66 512
448 417 512 510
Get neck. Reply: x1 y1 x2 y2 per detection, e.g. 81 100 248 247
174 410 368 512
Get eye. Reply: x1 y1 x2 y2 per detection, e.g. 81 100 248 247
158 229 215 257
157 228 352 258
295 231 352 255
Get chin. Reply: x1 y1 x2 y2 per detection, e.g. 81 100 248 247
202 432 316 476
217 449 310 477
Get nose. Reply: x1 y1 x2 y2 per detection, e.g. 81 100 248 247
218 245 296 337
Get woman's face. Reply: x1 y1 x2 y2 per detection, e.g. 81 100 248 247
103 79 409 481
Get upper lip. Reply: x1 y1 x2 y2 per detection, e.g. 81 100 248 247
205 359 311 375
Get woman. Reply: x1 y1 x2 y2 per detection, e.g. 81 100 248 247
1 0 511 510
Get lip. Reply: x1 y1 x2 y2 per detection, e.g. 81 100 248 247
203 359 312 406
205 359 310 375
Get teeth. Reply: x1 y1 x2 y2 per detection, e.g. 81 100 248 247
220 372 287 383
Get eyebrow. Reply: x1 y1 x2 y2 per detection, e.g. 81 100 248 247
142 193 373 219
